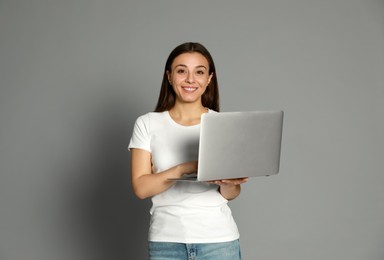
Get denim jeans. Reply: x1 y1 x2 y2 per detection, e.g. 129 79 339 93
148 239 241 260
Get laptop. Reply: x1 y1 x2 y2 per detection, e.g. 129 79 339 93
168 110 284 182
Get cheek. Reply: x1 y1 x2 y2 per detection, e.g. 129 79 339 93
200 78 210 87
171 84 178 93
200 84 208 94
172 75 185 85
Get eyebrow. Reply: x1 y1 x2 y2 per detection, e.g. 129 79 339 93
174 64 208 70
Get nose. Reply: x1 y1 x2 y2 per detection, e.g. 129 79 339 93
185 73 195 83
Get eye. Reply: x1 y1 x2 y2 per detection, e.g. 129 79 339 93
176 69 186 74
196 70 205 75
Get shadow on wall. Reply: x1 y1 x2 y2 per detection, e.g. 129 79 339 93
58 93 151 260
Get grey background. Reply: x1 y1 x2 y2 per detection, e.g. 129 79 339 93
1 0 383 259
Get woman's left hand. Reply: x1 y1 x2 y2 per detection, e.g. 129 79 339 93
207 177 248 200
207 177 249 186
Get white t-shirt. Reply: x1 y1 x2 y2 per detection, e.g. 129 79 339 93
128 111 240 243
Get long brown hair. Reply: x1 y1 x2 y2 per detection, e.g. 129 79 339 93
154 42 220 112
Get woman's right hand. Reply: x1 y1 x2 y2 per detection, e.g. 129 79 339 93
131 148 199 199
176 160 198 176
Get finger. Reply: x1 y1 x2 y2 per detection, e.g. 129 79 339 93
222 178 248 185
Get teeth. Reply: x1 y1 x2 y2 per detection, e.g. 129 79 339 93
184 87 196 91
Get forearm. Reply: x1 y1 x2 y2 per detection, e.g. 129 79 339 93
219 184 241 200
132 165 183 199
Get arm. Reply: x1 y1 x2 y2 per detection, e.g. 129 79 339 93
130 148 197 199
209 178 249 200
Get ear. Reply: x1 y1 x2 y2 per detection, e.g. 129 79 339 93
208 73 213 84
166 70 171 83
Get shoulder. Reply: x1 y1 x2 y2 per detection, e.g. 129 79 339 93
130 112 166 141
136 111 166 120
208 109 218 114
134 111 166 126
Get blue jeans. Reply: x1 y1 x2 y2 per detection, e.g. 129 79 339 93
148 239 241 260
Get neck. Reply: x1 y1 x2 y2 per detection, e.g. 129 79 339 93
168 102 208 126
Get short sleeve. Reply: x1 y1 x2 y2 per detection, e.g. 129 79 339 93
128 114 151 152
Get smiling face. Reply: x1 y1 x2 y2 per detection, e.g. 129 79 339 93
167 52 213 106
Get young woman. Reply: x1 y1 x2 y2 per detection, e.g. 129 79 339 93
129 42 248 260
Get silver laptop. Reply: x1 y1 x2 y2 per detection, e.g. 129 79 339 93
168 110 284 182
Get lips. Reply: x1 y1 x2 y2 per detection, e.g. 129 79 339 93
182 86 198 92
